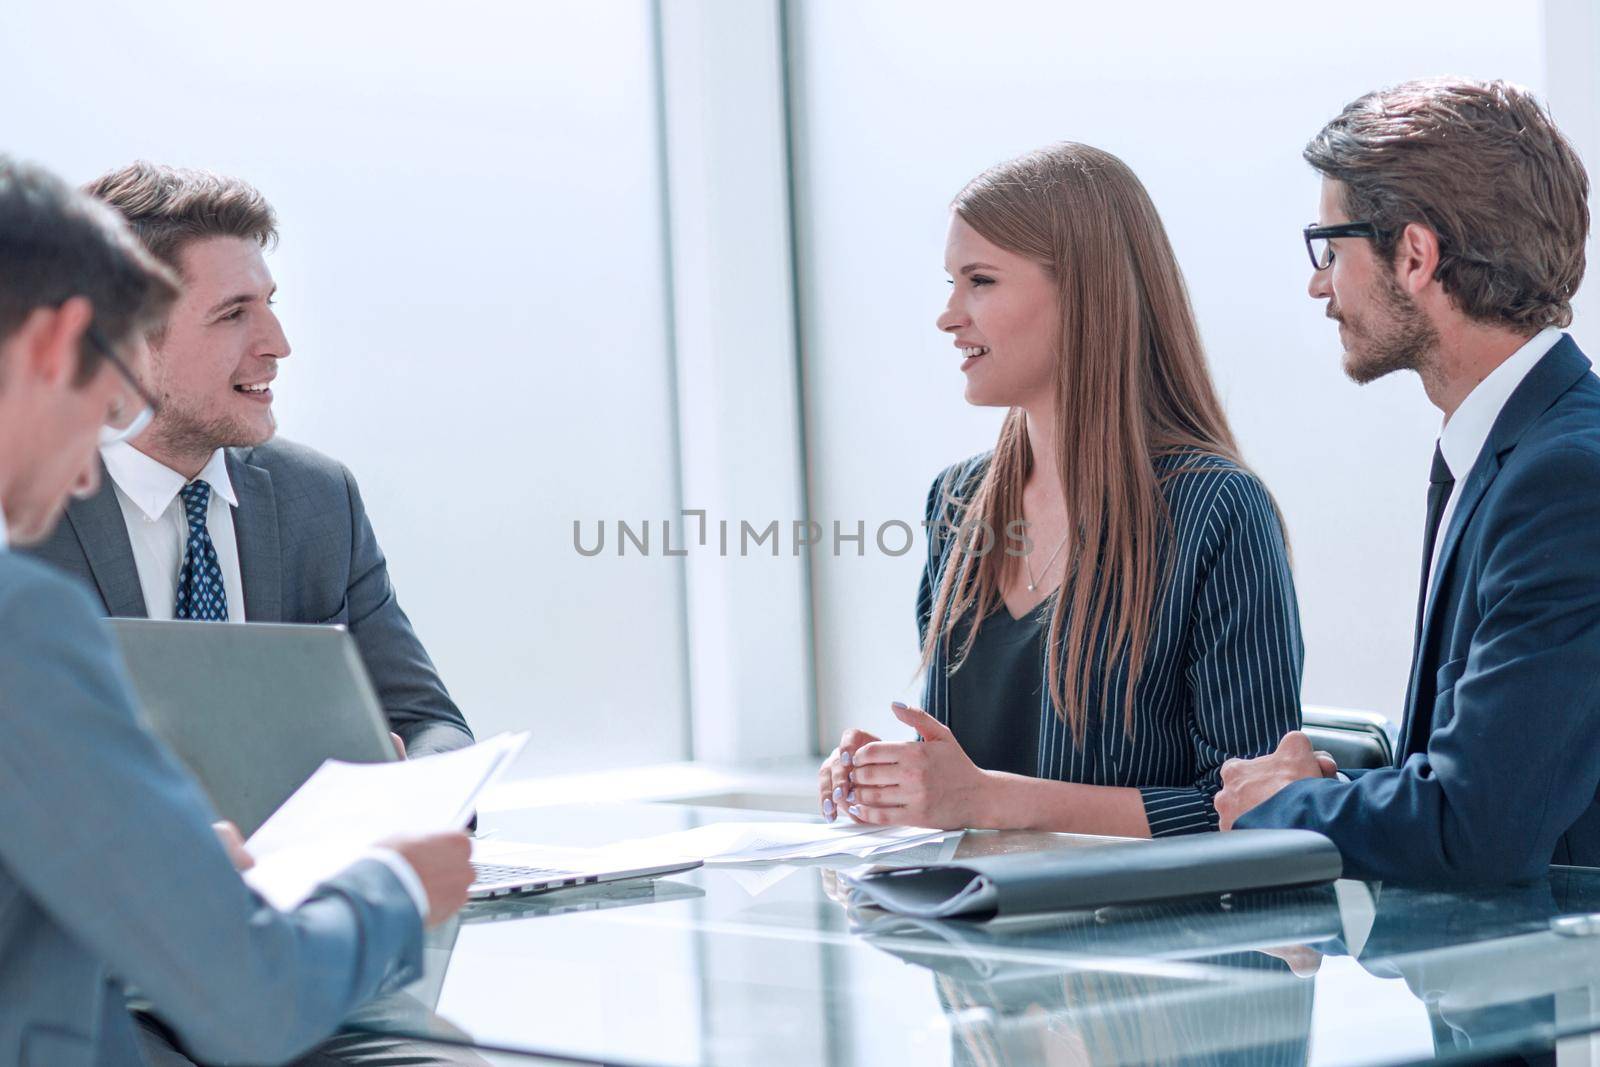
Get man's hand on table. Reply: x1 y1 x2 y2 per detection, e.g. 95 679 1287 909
1216 731 1339 831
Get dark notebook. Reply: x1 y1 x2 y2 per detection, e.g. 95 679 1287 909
843 829 1342 921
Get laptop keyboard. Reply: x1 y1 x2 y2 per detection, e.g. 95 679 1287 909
472 863 568 884
470 862 608 899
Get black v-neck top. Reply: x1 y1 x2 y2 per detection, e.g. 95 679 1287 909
945 604 1046 777
917 449 1305 836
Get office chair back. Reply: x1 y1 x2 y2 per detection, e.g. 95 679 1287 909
1301 706 1395 771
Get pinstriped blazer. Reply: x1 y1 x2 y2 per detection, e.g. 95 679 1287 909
918 450 1304 836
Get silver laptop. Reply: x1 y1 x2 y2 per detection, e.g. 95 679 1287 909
466 856 701 900
110 619 396 837
109 619 701 897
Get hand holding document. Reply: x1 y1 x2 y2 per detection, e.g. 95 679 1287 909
243 732 528 910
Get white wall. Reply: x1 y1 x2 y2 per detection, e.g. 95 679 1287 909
0 0 689 775
656 0 815 764
1546 0 1600 342
789 0 1549 747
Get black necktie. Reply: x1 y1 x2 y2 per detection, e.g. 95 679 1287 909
1414 444 1454 646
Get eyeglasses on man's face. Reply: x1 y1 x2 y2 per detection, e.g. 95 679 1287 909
85 325 161 446
1304 221 1380 271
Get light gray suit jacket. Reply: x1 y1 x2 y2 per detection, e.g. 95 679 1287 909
0 548 425 1067
25 437 472 757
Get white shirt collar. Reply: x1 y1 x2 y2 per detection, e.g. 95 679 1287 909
1438 327 1564 482
0 495 8 551
101 443 238 521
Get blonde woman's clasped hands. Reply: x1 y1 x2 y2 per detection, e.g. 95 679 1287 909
817 702 999 830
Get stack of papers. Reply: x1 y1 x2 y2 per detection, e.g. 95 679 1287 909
244 732 529 910
671 821 957 865
474 820 957 872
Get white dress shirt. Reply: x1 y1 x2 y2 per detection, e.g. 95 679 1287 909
0 496 9 551
98 443 431 919
362 845 431 921
1426 327 1564 598
101 443 247 622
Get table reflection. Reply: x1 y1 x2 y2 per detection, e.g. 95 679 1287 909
333 807 1600 1067
854 888 1337 1067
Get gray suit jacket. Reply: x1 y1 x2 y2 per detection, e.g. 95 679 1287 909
26 437 472 757
0 549 425 1067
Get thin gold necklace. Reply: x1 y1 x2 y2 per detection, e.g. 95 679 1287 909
1023 528 1071 593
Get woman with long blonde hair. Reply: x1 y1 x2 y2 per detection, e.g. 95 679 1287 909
818 144 1303 837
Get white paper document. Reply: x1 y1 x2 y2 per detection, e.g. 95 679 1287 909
475 820 956 873
733 822 957 863
244 732 529 910
633 820 957 864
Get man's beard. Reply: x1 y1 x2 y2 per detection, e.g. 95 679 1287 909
144 395 274 458
1336 271 1439 385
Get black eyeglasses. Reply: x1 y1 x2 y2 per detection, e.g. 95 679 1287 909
85 325 161 445
1304 221 1380 271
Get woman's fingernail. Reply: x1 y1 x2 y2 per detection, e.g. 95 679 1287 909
892 701 908 711
841 751 852 767
848 805 862 818
823 798 835 818
832 786 842 800
847 790 857 803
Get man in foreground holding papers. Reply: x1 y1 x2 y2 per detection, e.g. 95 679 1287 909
1215 79 1600 886
0 157 474 1066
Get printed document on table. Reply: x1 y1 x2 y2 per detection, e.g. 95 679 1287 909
244 732 529 910
644 821 957 864
474 820 958 871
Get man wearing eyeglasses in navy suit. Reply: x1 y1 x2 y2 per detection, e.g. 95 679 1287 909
1216 78 1600 887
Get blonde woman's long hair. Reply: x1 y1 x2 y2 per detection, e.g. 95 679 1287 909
921 143 1247 743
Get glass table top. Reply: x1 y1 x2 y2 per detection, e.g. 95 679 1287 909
342 802 1600 1066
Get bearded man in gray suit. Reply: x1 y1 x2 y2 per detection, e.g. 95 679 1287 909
25 162 472 759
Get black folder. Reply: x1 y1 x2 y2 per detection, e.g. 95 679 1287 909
843 829 1342 920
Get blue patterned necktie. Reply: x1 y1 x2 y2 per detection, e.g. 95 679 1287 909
174 480 228 621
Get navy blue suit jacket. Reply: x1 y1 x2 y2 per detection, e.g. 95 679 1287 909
1239 336 1600 884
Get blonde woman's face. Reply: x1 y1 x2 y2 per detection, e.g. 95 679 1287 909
937 214 1059 410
